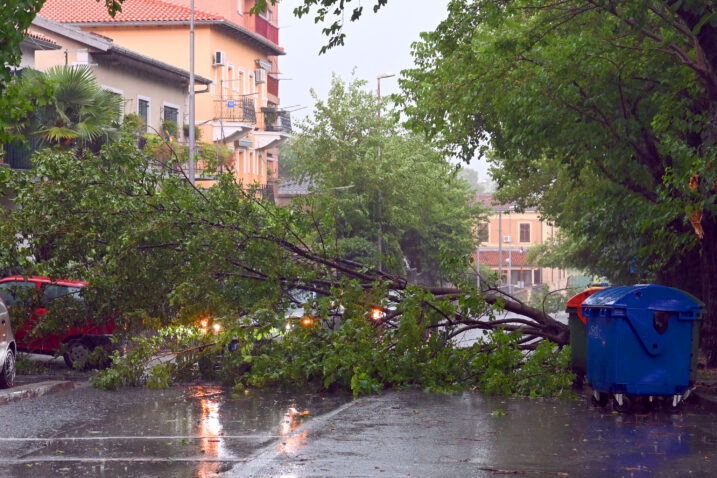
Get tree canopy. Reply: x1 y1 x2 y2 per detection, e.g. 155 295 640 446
285 75 483 282
256 0 390 53
400 0 717 361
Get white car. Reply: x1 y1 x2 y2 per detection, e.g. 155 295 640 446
0 298 16 388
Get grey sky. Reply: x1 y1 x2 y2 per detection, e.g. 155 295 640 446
277 0 490 178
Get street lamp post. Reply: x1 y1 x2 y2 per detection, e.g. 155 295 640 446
188 0 196 186
376 72 395 273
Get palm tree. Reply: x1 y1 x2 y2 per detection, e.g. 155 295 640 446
30 65 122 150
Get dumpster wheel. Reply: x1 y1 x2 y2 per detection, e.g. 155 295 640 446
612 393 633 413
664 394 684 412
590 390 609 407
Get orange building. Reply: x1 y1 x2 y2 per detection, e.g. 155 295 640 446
39 0 289 193
475 194 569 293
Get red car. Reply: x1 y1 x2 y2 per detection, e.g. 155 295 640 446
0 276 115 368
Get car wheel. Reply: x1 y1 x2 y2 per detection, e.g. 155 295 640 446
63 339 90 370
0 349 16 389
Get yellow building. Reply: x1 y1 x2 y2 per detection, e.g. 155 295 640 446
39 0 289 192
475 194 569 293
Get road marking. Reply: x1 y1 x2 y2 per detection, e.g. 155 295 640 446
1 457 248 464
0 435 282 441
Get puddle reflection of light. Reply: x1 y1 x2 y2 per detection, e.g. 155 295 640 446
192 386 227 478
278 405 310 454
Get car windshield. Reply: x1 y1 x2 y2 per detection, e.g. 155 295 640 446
287 288 317 305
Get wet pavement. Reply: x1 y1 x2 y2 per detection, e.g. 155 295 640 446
0 385 351 477
2 382 717 477
231 390 717 477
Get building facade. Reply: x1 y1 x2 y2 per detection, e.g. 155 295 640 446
475 194 569 293
29 17 210 138
39 0 289 192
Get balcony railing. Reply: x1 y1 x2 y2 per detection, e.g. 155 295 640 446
258 108 292 133
214 96 256 123
2 137 43 170
253 15 279 45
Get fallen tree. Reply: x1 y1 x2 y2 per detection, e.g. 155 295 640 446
0 124 572 397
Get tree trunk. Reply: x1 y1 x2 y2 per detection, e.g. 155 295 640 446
700 214 717 365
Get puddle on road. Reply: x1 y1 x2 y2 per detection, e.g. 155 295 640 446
0 385 351 478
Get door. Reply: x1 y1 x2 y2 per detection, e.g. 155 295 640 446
38 283 86 352
0 280 42 352
0 300 8 363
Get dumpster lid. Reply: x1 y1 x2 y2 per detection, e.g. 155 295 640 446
582 284 704 312
566 287 605 309
566 287 606 325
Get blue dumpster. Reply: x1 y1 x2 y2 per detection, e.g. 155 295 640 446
583 285 702 410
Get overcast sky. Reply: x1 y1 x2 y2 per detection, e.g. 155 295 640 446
276 0 490 178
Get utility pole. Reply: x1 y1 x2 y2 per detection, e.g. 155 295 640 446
376 72 395 273
498 211 503 284
188 0 196 185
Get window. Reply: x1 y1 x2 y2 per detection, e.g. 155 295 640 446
138 98 149 127
163 106 178 124
534 270 541 285
102 86 125 120
0 281 36 307
237 70 245 94
519 223 530 243
163 105 179 137
41 285 83 307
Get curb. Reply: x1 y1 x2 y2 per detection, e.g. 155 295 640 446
0 380 88 405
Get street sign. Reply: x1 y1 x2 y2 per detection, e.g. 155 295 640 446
227 100 235 108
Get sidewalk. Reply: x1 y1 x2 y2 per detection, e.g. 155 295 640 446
693 367 717 411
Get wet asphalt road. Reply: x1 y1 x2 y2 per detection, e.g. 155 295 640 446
233 390 717 477
0 384 350 477
1 385 717 477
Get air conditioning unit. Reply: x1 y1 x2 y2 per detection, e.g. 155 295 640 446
213 51 226 66
503 235 512 243
255 68 267 84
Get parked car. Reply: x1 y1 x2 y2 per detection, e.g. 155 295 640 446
0 276 115 369
0 297 16 388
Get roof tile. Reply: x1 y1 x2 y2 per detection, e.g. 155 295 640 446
40 0 222 24
27 31 58 44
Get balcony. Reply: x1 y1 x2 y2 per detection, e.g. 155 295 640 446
258 107 292 133
213 96 257 142
252 15 279 45
214 96 256 124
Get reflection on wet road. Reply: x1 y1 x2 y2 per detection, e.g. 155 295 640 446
0 384 350 477
233 390 717 478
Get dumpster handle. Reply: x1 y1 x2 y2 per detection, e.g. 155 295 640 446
625 309 665 357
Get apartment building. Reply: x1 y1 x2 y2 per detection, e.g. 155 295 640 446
39 0 289 191
475 194 569 293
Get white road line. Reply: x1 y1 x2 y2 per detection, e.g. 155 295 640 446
0 435 281 441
